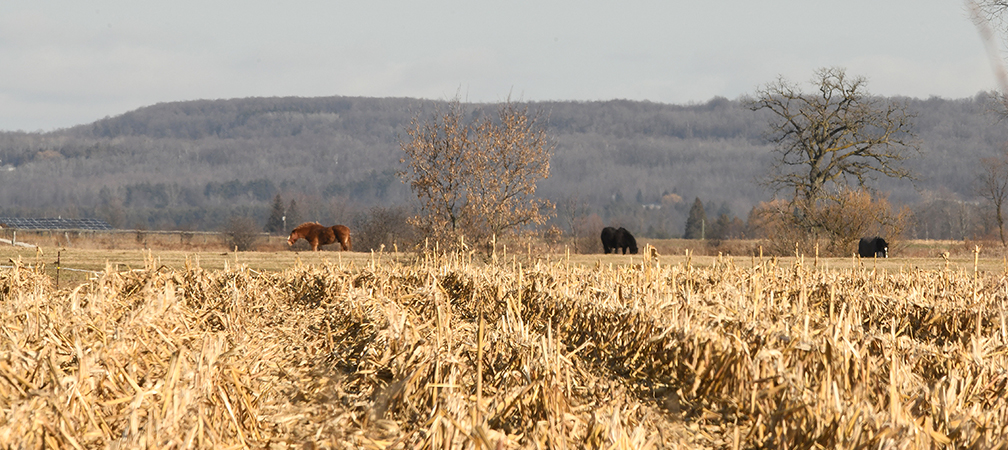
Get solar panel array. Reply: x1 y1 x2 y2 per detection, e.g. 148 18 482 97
0 217 113 230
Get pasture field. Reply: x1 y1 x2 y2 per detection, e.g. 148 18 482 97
0 241 1007 448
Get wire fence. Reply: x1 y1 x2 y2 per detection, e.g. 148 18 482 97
0 228 285 252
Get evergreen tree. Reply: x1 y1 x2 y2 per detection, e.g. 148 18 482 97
265 194 286 234
684 197 707 239
286 199 301 230
715 202 731 219
710 213 732 240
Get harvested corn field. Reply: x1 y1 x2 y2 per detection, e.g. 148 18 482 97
0 249 1007 448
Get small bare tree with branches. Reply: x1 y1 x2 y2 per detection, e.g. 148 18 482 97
399 97 554 247
749 188 910 256
221 216 261 251
978 152 1008 245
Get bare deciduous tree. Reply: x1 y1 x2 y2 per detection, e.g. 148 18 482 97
399 97 554 246
748 67 919 204
970 1 1008 246
558 195 591 253
978 152 1008 245
352 205 419 251
221 216 261 251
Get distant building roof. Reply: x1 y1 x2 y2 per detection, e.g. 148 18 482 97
0 217 113 230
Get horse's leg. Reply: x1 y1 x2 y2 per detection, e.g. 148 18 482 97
311 238 319 251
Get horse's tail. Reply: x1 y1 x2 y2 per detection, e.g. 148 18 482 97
332 225 352 251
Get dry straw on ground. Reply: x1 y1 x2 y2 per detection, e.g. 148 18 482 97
0 248 1007 448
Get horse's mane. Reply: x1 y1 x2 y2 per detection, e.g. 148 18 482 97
292 222 321 232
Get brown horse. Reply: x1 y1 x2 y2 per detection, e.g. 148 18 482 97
287 222 352 251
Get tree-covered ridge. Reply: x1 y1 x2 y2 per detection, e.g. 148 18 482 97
0 93 1004 240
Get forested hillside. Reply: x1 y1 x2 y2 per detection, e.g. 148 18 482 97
0 93 1004 243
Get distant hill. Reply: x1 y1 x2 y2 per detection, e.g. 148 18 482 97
0 94 1004 240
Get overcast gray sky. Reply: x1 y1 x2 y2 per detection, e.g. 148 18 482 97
0 0 997 132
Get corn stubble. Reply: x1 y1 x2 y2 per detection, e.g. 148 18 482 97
0 251 1006 448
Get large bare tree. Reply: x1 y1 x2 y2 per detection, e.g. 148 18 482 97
748 67 919 204
399 97 554 246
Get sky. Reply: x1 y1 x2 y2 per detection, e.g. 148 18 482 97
0 0 999 132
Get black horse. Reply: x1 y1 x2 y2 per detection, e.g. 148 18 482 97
601 227 639 254
858 237 888 258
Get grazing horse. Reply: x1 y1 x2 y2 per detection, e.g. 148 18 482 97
600 226 639 254
858 236 888 258
288 222 352 251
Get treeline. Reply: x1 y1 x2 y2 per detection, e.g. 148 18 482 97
0 93 1006 247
